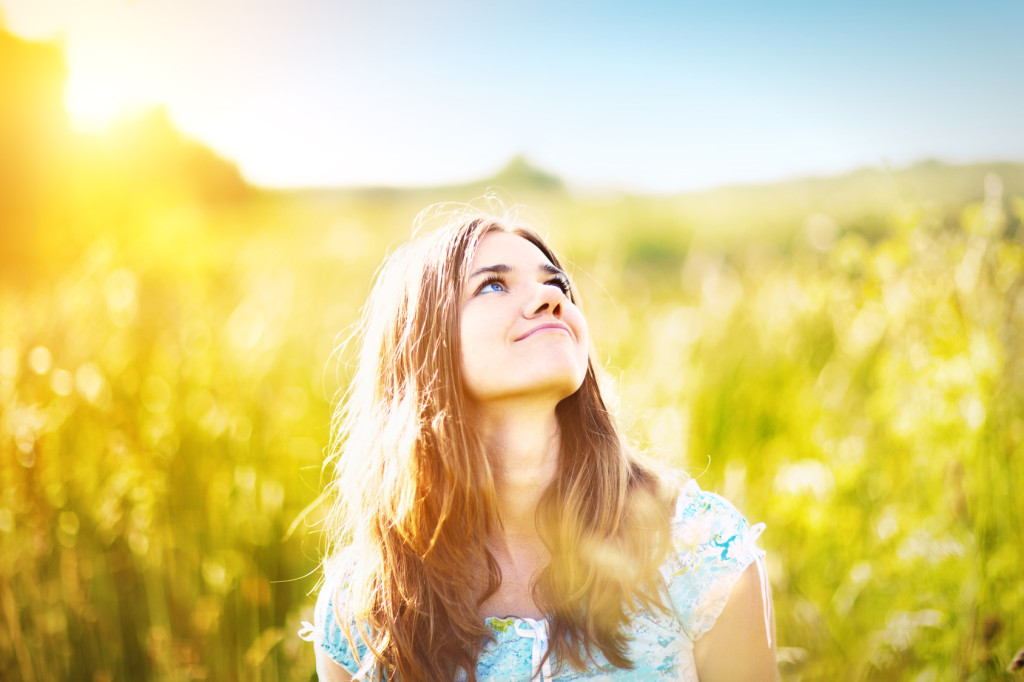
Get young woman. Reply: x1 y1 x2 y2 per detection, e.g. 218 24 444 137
301 207 776 681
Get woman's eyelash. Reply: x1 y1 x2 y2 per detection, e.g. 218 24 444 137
476 276 507 294
475 274 570 295
549 276 571 294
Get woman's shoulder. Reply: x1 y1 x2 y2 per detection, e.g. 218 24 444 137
299 550 371 677
662 479 767 641
669 479 762 540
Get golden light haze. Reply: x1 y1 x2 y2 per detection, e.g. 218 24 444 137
3 0 162 131
2 0 1022 191
2 8 1024 678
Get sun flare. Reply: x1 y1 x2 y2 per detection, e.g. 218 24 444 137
61 25 165 133
63 70 135 133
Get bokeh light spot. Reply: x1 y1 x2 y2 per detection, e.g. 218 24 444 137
28 346 53 374
104 268 139 327
50 369 74 396
0 347 18 380
75 363 107 404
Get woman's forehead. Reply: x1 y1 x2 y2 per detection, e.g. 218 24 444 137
469 231 552 271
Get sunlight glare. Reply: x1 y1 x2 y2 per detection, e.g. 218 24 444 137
64 70 137 133
62 20 161 133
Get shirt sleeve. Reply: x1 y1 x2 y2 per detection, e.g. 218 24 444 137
299 558 374 677
662 479 768 642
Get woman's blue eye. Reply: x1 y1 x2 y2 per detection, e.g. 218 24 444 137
478 279 506 294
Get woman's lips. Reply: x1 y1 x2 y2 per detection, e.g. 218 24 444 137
516 322 573 341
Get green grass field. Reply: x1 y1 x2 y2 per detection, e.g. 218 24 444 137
2 157 1023 681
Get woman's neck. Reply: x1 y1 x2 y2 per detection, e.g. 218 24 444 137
474 403 560 549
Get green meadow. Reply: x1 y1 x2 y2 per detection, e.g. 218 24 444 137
3 27 1024 682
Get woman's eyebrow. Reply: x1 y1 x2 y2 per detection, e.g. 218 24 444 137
540 262 567 278
468 262 567 280
468 264 512 279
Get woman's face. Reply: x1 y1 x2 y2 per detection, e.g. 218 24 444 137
459 231 589 406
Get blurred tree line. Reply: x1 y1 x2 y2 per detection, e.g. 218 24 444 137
0 25 249 281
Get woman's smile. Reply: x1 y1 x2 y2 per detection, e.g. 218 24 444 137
516 322 574 341
460 230 589 405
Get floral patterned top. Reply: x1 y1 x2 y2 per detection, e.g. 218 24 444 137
301 479 768 681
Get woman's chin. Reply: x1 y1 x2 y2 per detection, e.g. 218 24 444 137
466 374 584 408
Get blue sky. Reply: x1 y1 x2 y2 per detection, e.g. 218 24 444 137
2 0 1022 191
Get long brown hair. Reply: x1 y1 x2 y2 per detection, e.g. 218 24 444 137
323 205 675 681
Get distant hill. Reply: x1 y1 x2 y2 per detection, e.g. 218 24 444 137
287 155 1022 206
283 154 566 204
456 154 565 193
281 156 1024 252
660 159 1024 245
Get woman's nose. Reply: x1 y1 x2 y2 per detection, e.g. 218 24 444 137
527 283 563 317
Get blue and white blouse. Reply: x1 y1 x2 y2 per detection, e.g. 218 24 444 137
301 479 768 681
